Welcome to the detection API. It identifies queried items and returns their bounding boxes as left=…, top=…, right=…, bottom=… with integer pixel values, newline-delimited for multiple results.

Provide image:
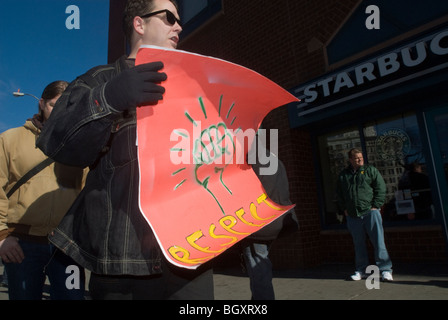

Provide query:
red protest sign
left=136, top=46, right=298, bottom=269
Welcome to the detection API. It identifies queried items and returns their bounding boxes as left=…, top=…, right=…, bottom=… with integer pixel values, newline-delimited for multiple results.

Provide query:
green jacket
left=336, top=164, right=386, bottom=218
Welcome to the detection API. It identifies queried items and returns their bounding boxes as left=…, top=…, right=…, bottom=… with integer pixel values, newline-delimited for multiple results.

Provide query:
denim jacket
left=37, top=56, right=163, bottom=275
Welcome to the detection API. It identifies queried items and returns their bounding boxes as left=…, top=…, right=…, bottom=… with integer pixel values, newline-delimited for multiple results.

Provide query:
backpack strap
left=6, top=157, right=55, bottom=198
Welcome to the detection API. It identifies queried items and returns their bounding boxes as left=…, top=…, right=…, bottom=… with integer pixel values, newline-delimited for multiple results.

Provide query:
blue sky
left=0, top=0, right=110, bottom=133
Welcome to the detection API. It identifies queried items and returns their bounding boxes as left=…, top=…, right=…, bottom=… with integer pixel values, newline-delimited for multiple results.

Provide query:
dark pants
left=89, top=259, right=214, bottom=300
left=5, top=241, right=85, bottom=300
left=241, top=242, right=275, bottom=300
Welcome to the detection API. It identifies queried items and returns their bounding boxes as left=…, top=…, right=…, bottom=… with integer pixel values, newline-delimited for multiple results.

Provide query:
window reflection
left=318, top=112, right=434, bottom=226
left=317, top=128, right=360, bottom=225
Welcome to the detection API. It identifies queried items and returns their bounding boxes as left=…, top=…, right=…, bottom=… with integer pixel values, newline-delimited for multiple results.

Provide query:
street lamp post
left=12, top=90, right=40, bottom=101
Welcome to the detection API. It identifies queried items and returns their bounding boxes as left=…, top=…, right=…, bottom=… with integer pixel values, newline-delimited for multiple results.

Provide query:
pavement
left=1, top=261, right=448, bottom=301
left=214, top=262, right=448, bottom=300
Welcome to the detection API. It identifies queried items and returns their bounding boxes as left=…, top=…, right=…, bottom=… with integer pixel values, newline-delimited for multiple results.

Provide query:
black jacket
left=248, top=153, right=298, bottom=241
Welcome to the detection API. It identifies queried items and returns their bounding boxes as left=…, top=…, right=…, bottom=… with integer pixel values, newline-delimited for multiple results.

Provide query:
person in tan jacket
left=0, top=81, right=87, bottom=300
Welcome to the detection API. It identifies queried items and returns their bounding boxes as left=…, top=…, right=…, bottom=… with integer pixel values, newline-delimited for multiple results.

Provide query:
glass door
left=424, top=105, right=448, bottom=240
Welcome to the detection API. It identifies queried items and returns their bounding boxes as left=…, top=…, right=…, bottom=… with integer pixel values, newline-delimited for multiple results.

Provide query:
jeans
left=241, top=242, right=275, bottom=300
left=346, top=209, right=393, bottom=273
left=5, top=240, right=85, bottom=300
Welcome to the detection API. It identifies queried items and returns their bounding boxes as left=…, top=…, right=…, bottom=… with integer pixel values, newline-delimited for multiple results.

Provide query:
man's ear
left=133, top=16, right=145, bottom=36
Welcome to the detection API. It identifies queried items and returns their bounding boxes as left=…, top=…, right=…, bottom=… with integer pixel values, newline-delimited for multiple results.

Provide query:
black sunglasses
left=140, top=9, right=181, bottom=27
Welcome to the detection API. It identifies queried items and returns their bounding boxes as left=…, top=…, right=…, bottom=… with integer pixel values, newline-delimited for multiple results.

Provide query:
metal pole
left=12, top=91, right=40, bottom=101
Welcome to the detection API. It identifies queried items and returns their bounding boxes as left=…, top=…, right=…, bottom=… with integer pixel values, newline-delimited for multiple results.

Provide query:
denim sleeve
left=37, top=75, right=122, bottom=168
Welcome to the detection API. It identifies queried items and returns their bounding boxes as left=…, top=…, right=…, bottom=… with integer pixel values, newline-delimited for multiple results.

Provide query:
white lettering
left=377, top=52, right=400, bottom=77
left=170, top=129, right=190, bottom=165
left=170, top=123, right=279, bottom=176
left=365, top=5, right=380, bottom=30
left=65, top=265, right=80, bottom=290
left=66, top=5, right=80, bottom=30
left=430, top=30, right=448, bottom=55
left=295, top=29, right=448, bottom=107
left=317, top=77, right=333, bottom=97
left=365, top=265, right=380, bottom=290
left=333, top=72, right=355, bottom=94
left=223, top=305, right=268, bottom=315
left=401, top=41, right=427, bottom=67
left=355, top=62, right=376, bottom=85
left=250, top=130, right=278, bottom=176
left=304, top=84, right=318, bottom=103
left=179, top=304, right=213, bottom=318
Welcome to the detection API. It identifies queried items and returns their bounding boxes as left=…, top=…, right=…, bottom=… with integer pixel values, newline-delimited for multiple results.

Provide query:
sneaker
left=381, top=271, right=393, bottom=282
left=350, top=271, right=366, bottom=281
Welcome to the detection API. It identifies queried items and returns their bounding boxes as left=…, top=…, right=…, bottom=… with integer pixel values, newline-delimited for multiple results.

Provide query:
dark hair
left=41, top=80, right=69, bottom=101
left=38, top=80, right=68, bottom=116
left=122, top=0, right=178, bottom=46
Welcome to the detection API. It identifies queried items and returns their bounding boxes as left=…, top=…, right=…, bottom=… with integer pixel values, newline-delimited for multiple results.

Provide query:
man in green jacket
left=336, top=148, right=393, bottom=281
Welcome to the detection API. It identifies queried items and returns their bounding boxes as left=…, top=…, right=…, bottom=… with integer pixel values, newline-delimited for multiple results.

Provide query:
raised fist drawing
left=193, top=122, right=235, bottom=214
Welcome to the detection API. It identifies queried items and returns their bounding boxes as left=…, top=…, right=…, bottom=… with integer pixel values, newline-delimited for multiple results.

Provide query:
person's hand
left=0, top=237, right=25, bottom=264
left=104, top=61, right=167, bottom=111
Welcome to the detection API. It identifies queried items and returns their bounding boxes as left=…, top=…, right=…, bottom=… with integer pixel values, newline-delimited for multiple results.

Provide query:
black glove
left=104, top=61, right=167, bottom=111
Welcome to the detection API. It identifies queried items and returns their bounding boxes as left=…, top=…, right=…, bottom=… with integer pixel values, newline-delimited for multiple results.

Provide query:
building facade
left=108, top=0, right=448, bottom=268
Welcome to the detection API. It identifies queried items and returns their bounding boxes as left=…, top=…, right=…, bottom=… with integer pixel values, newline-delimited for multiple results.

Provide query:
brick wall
left=269, top=225, right=448, bottom=269
left=384, top=226, right=448, bottom=262
left=177, top=0, right=448, bottom=267
left=180, top=0, right=359, bottom=88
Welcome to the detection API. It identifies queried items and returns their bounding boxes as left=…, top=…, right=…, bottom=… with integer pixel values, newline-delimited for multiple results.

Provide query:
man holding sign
left=37, top=0, right=297, bottom=300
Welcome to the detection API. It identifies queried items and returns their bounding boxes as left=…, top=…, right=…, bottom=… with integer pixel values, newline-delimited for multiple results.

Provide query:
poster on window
left=136, top=46, right=298, bottom=269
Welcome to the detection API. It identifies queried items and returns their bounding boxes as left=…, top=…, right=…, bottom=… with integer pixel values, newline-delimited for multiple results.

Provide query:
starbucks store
left=288, top=25, right=448, bottom=262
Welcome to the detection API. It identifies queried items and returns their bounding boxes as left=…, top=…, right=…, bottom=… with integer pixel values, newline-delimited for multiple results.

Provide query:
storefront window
left=317, top=127, right=361, bottom=225
left=318, top=112, right=434, bottom=226
left=364, top=113, right=433, bottom=221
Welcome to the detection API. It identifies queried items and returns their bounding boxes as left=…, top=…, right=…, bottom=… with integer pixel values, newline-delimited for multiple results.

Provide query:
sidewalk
left=214, top=262, right=448, bottom=300
left=1, top=262, right=447, bottom=300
